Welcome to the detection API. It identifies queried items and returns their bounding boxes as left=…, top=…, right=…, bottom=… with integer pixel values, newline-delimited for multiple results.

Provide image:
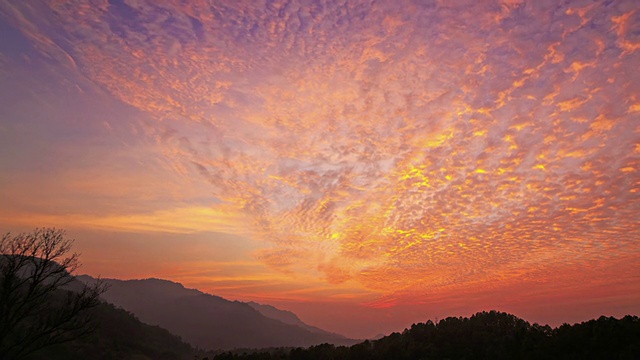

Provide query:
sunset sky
left=1, top=0, right=639, bottom=339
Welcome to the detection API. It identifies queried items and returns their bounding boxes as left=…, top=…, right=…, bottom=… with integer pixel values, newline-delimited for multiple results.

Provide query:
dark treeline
left=25, top=300, right=194, bottom=360
left=212, top=311, right=640, bottom=360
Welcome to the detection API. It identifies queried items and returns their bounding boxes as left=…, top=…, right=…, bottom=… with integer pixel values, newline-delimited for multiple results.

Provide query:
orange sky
left=1, top=0, right=639, bottom=338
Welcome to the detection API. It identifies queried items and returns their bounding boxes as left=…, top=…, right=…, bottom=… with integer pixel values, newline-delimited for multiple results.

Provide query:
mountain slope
left=78, top=276, right=356, bottom=350
left=247, top=301, right=344, bottom=337
left=26, top=296, right=194, bottom=360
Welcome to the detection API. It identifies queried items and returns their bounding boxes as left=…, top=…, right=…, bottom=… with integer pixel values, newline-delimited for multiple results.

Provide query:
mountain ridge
left=77, top=275, right=358, bottom=350
left=246, top=301, right=346, bottom=338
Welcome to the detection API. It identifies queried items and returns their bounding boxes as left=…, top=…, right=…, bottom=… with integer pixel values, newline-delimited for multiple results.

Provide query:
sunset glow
left=1, top=0, right=639, bottom=338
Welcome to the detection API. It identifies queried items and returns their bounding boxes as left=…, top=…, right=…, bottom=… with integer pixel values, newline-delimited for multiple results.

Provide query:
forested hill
left=25, top=299, right=194, bottom=360
left=213, top=311, right=640, bottom=360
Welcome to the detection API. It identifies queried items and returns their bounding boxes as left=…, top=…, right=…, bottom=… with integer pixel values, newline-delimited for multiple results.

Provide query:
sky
left=1, top=0, right=639, bottom=339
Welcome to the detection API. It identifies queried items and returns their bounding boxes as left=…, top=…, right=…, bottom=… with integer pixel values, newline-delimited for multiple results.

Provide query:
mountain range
left=77, top=275, right=357, bottom=351
left=7, top=269, right=640, bottom=359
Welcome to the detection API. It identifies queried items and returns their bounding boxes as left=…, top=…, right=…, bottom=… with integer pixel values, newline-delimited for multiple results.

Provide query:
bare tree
left=0, top=228, right=107, bottom=359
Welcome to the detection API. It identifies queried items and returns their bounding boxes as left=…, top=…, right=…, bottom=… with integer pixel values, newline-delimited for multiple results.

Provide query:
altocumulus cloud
left=0, top=0, right=639, bottom=303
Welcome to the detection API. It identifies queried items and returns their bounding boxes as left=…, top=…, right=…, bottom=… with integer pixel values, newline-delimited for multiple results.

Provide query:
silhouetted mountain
left=213, top=311, right=640, bottom=360
left=247, top=301, right=344, bottom=338
left=77, top=276, right=357, bottom=351
left=26, top=299, right=194, bottom=360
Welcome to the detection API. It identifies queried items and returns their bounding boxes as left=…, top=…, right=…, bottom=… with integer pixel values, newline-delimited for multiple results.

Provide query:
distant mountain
left=78, top=276, right=357, bottom=351
left=247, top=301, right=343, bottom=337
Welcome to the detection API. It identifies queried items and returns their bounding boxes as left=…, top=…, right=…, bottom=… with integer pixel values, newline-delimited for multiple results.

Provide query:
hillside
left=213, top=311, right=640, bottom=360
left=23, top=297, right=194, bottom=360
left=78, top=276, right=357, bottom=350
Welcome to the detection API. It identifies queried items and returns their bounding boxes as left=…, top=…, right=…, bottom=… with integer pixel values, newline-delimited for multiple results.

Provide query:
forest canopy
left=213, top=311, right=640, bottom=360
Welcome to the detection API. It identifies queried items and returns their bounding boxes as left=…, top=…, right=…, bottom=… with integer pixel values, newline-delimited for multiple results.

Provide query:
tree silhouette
left=213, top=311, right=640, bottom=360
left=0, top=228, right=107, bottom=359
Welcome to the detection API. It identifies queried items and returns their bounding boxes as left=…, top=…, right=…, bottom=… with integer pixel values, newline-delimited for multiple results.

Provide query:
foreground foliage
left=0, top=229, right=106, bottom=359
left=26, top=300, right=194, bottom=360
left=0, top=228, right=194, bottom=359
left=213, top=311, right=640, bottom=360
